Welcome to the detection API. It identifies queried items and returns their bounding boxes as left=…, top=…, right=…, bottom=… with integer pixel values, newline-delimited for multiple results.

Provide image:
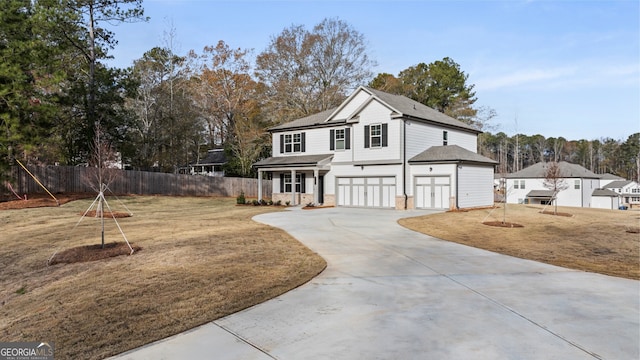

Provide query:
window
left=364, top=124, right=388, bottom=148
left=443, top=131, right=448, bottom=146
left=520, top=180, right=525, bottom=189
left=281, top=173, right=305, bottom=193
left=370, top=124, right=382, bottom=147
left=574, top=180, right=580, bottom=189
left=280, top=132, right=305, bottom=153
left=632, top=188, right=640, bottom=194
left=513, top=181, right=519, bottom=189
left=330, top=128, right=350, bottom=150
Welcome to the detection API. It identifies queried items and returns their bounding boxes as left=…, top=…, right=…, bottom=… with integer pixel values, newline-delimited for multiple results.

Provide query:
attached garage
left=337, top=177, right=396, bottom=208
left=414, top=176, right=451, bottom=209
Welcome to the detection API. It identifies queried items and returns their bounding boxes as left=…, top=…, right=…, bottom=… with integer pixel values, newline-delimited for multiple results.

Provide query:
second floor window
left=443, top=131, right=448, bottom=146
left=330, top=128, right=351, bottom=150
left=574, top=180, right=580, bottom=189
left=364, top=123, right=387, bottom=148
left=280, top=132, right=305, bottom=153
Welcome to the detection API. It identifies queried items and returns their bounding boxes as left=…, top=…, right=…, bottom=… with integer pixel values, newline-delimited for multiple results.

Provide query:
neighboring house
left=591, top=189, right=621, bottom=210
left=504, top=162, right=601, bottom=208
left=253, top=86, right=497, bottom=210
left=181, top=149, right=227, bottom=177
left=599, top=173, right=625, bottom=187
left=603, top=180, right=640, bottom=207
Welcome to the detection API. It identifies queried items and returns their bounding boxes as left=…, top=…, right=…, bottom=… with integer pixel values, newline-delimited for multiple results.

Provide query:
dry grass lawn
left=0, top=196, right=326, bottom=359
left=400, top=204, right=640, bottom=280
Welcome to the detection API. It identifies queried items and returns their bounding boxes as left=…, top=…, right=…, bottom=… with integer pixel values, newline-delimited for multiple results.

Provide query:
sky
left=104, top=0, right=640, bottom=141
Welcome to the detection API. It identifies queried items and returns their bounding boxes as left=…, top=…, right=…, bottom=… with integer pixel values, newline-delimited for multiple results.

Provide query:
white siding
left=405, top=120, right=477, bottom=159
left=458, top=165, right=495, bottom=208
left=330, top=90, right=371, bottom=120
left=591, top=196, right=620, bottom=210
left=506, top=178, right=593, bottom=207
left=352, top=101, right=401, bottom=163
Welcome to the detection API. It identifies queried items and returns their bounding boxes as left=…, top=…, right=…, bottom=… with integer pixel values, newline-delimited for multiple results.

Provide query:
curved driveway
left=113, top=207, right=639, bottom=360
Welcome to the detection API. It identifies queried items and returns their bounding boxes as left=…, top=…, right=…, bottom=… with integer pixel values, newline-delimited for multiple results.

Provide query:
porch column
left=313, top=168, right=319, bottom=205
left=291, top=169, right=296, bottom=205
left=257, top=169, right=263, bottom=201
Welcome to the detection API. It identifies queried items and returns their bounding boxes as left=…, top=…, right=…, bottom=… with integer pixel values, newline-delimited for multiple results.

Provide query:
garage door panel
left=415, top=176, right=450, bottom=209
left=337, top=177, right=395, bottom=208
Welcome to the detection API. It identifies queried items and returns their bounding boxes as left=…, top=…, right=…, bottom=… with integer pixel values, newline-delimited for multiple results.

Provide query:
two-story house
left=254, top=86, right=497, bottom=210
left=603, top=180, right=640, bottom=208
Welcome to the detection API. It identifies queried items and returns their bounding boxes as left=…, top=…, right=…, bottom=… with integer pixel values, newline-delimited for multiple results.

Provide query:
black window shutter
left=364, top=125, right=370, bottom=148
left=301, top=173, right=306, bottom=193
left=345, top=128, right=351, bottom=149
left=382, top=123, right=388, bottom=147
left=330, top=129, right=335, bottom=150
left=301, top=132, right=306, bottom=152
left=279, top=134, right=284, bottom=153
left=280, top=173, right=284, bottom=193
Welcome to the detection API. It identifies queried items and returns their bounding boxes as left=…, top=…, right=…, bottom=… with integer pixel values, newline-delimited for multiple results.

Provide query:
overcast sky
left=105, top=0, right=639, bottom=141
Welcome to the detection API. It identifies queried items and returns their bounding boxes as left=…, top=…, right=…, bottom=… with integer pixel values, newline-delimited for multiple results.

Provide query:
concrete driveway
left=112, top=207, right=639, bottom=360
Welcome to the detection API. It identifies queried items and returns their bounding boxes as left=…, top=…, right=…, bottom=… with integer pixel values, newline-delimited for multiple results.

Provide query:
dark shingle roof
left=592, top=188, right=620, bottom=197
left=599, top=173, right=624, bottom=180
left=504, top=161, right=600, bottom=179
left=603, top=180, right=633, bottom=189
left=254, top=154, right=333, bottom=168
left=194, top=149, right=227, bottom=165
left=409, top=145, right=498, bottom=165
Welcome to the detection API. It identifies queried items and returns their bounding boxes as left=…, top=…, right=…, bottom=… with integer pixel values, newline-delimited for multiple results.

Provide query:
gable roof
left=269, top=86, right=479, bottom=133
left=504, top=161, right=600, bottom=179
left=526, top=190, right=556, bottom=198
left=599, top=173, right=625, bottom=180
left=409, top=145, right=498, bottom=165
left=603, top=180, right=633, bottom=189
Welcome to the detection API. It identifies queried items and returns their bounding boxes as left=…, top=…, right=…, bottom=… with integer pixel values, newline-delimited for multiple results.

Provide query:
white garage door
left=337, top=177, right=396, bottom=208
left=415, top=176, right=451, bottom=209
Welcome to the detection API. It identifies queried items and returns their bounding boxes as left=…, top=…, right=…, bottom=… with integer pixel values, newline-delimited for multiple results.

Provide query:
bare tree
left=542, top=161, right=569, bottom=215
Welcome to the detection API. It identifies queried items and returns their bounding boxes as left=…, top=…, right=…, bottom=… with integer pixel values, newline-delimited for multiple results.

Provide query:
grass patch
left=400, top=204, right=639, bottom=280
left=0, top=196, right=326, bottom=359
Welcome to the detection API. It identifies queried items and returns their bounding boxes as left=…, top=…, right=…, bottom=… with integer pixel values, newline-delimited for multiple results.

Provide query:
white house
left=504, top=162, right=601, bottom=208
left=599, top=173, right=625, bottom=187
left=254, top=86, right=497, bottom=210
left=603, top=180, right=640, bottom=208
left=591, top=188, right=621, bottom=210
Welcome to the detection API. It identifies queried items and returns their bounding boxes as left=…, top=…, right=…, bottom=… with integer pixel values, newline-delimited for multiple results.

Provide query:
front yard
left=0, top=196, right=326, bottom=359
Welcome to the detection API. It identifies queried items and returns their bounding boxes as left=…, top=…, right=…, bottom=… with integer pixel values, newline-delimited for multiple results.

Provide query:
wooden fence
left=7, top=166, right=272, bottom=198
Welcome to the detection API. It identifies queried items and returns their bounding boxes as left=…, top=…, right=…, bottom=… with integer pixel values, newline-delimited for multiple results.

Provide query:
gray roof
left=409, top=145, right=498, bottom=165
left=269, top=108, right=340, bottom=131
left=592, top=188, right=620, bottom=197
left=254, top=154, right=333, bottom=168
left=599, top=173, right=624, bottom=180
left=526, top=190, right=556, bottom=198
left=194, top=149, right=226, bottom=165
left=504, top=161, right=600, bottom=179
left=269, top=87, right=479, bottom=133
left=603, top=180, right=633, bottom=189
left=365, top=88, right=478, bottom=132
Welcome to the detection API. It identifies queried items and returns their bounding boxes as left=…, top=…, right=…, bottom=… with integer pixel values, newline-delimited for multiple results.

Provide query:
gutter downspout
left=403, top=120, right=408, bottom=210
left=455, top=163, right=460, bottom=210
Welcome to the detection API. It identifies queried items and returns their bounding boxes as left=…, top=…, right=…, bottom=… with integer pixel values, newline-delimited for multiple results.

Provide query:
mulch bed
left=540, top=210, right=573, bottom=217
left=49, top=242, right=142, bottom=265
left=483, top=221, right=524, bottom=228
left=0, top=193, right=93, bottom=210
left=82, top=210, right=132, bottom=218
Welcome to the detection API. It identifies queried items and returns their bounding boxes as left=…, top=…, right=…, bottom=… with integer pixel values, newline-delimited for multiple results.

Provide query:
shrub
left=236, top=192, right=246, bottom=205
left=251, top=199, right=259, bottom=206
left=267, top=200, right=274, bottom=206
left=285, top=201, right=290, bottom=206
left=275, top=200, right=282, bottom=206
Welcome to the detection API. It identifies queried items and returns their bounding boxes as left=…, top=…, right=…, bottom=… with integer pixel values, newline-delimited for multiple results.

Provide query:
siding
left=458, top=165, right=494, bottom=208
left=352, top=101, right=401, bottom=163
left=331, top=90, right=371, bottom=119
left=405, top=120, right=477, bottom=159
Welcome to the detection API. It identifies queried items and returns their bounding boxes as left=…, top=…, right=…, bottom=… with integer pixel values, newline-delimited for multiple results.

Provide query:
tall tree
left=256, top=18, right=375, bottom=123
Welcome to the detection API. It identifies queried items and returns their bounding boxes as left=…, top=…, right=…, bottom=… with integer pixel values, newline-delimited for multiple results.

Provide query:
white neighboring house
left=591, top=189, right=621, bottom=210
left=504, top=162, right=601, bottom=208
left=254, top=86, right=497, bottom=210
left=603, top=180, right=640, bottom=208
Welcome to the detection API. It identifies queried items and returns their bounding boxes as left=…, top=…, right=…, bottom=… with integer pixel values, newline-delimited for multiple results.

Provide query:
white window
left=520, top=180, right=525, bottom=189
left=632, top=188, right=640, bottom=194
left=283, top=132, right=303, bottom=153
left=443, top=130, right=448, bottom=146
left=370, top=124, right=382, bottom=148
left=335, top=129, right=345, bottom=150
left=574, top=180, right=580, bottom=189
left=513, top=181, right=519, bottom=189
left=283, top=174, right=303, bottom=193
